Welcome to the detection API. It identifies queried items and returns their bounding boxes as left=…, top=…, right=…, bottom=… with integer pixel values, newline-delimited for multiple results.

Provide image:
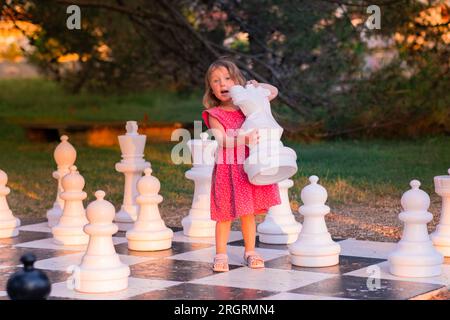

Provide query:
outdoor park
left=0, top=0, right=449, bottom=303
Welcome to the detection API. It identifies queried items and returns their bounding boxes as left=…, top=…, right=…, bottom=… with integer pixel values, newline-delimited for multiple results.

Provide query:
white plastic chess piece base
left=182, top=214, right=216, bottom=238
left=46, top=205, right=62, bottom=228
left=431, top=229, right=450, bottom=256
left=52, top=226, right=89, bottom=246
left=127, top=229, right=173, bottom=251
left=77, top=264, right=130, bottom=293
left=258, top=179, right=301, bottom=244
left=0, top=215, right=20, bottom=238
left=114, top=205, right=138, bottom=231
left=289, top=237, right=341, bottom=267
left=389, top=242, right=443, bottom=277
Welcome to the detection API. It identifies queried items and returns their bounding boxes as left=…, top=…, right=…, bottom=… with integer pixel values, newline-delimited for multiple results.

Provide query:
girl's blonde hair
left=202, top=58, right=246, bottom=109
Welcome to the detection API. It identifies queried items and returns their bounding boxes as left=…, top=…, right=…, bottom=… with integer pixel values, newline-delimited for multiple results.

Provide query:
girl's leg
left=240, top=214, right=256, bottom=252
left=215, top=220, right=232, bottom=254
left=213, top=219, right=232, bottom=272
left=240, top=214, right=264, bottom=268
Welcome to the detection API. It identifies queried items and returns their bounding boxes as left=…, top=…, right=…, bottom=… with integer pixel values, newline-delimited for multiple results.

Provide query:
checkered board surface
left=1, top=219, right=449, bottom=300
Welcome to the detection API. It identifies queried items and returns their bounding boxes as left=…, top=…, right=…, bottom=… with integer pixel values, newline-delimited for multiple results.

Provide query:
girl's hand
left=244, top=128, right=260, bottom=146
left=246, top=80, right=259, bottom=87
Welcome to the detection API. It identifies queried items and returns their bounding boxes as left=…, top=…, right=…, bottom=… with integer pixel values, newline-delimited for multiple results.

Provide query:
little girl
left=201, top=58, right=281, bottom=272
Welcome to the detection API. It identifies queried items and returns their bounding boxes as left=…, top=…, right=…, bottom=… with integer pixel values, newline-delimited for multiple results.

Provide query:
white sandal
left=213, top=253, right=229, bottom=272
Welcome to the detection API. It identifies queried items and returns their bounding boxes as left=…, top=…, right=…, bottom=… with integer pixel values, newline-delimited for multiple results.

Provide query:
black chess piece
left=6, top=253, right=51, bottom=300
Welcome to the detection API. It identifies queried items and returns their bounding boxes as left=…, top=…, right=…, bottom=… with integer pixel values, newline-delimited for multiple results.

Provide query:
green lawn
left=0, top=78, right=449, bottom=224
left=0, top=78, right=203, bottom=124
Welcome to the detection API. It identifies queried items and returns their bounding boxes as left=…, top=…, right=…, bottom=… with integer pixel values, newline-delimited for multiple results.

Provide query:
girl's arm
left=247, top=80, right=278, bottom=101
left=208, top=115, right=258, bottom=148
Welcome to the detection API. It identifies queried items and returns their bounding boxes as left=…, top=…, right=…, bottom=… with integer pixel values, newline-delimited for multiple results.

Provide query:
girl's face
left=209, top=66, right=236, bottom=103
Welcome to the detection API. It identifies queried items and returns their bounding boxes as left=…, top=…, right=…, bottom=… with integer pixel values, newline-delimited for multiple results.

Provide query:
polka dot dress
left=202, top=106, right=281, bottom=222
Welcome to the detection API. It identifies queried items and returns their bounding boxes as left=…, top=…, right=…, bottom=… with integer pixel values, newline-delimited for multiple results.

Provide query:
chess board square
left=18, top=222, right=52, bottom=234
left=172, top=230, right=243, bottom=245
left=0, top=231, right=53, bottom=246
left=15, top=237, right=127, bottom=251
left=261, top=292, right=353, bottom=300
left=229, top=236, right=288, bottom=251
left=265, top=254, right=386, bottom=274
left=49, top=277, right=181, bottom=300
left=129, top=282, right=277, bottom=300
left=339, top=239, right=397, bottom=259
left=289, top=275, right=445, bottom=300
left=34, top=252, right=154, bottom=271
left=190, top=267, right=336, bottom=292
left=115, top=241, right=213, bottom=259
left=130, top=259, right=242, bottom=282
left=345, top=261, right=450, bottom=286
left=0, top=266, right=69, bottom=292
left=0, top=246, right=75, bottom=268
left=168, top=245, right=287, bottom=266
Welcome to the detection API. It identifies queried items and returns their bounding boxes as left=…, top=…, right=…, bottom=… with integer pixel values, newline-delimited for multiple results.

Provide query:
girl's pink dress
left=202, top=106, right=281, bottom=222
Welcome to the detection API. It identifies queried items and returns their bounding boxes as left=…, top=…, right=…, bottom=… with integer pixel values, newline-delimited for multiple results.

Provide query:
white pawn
left=289, top=176, right=340, bottom=267
left=52, top=166, right=89, bottom=246
left=76, top=191, right=130, bottom=293
left=47, top=135, right=77, bottom=228
left=258, top=179, right=302, bottom=244
left=127, top=168, right=173, bottom=251
left=389, top=180, right=443, bottom=277
left=431, top=169, right=450, bottom=256
left=0, top=169, right=21, bottom=238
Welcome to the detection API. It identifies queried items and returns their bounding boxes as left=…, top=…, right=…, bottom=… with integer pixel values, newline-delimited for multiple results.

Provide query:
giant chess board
left=0, top=219, right=449, bottom=300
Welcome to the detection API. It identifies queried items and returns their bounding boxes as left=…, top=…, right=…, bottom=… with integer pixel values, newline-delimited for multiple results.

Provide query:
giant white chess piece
left=46, top=135, right=77, bottom=227
left=114, top=121, right=151, bottom=231
left=52, top=166, right=89, bottom=246
left=388, top=180, right=443, bottom=277
left=257, top=179, right=302, bottom=244
left=229, top=84, right=298, bottom=185
left=289, top=176, right=340, bottom=267
left=0, top=169, right=21, bottom=238
left=181, top=132, right=217, bottom=237
left=431, top=169, right=450, bottom=256
left=127, top=168, right=173, bottom=251
left=76, top=190, right=130, bottom=293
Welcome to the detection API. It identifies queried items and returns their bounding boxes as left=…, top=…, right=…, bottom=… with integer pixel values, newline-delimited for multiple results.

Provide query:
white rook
left=114, top=121, right=151, bottom=231
left=76, top=190, right=130, bottom=293
left=389, top=180, right=443, bottom=277
left=431, top=169, right=450, bottom=256
left=127, top=168, right=173, bottom=251
left=0, top=169, right=21, bottom=238
left=258, top=179, right=301, bottom=244
left=52, top=166, right=89, bottom=246
left=47, top=135, right=77, bottom=227
left=289, top=176, right=340, bottom=267
left=181, top=132, right=217, bottom=237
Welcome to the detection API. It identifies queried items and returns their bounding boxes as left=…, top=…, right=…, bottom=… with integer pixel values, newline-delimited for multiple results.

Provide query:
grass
left=0, top=78, right=449, bottom=240
left=0, top=78, right=203, bottom=124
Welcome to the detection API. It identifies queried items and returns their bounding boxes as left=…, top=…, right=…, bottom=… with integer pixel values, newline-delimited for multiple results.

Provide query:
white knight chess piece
left=229, top=84, right=298, bottom=185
